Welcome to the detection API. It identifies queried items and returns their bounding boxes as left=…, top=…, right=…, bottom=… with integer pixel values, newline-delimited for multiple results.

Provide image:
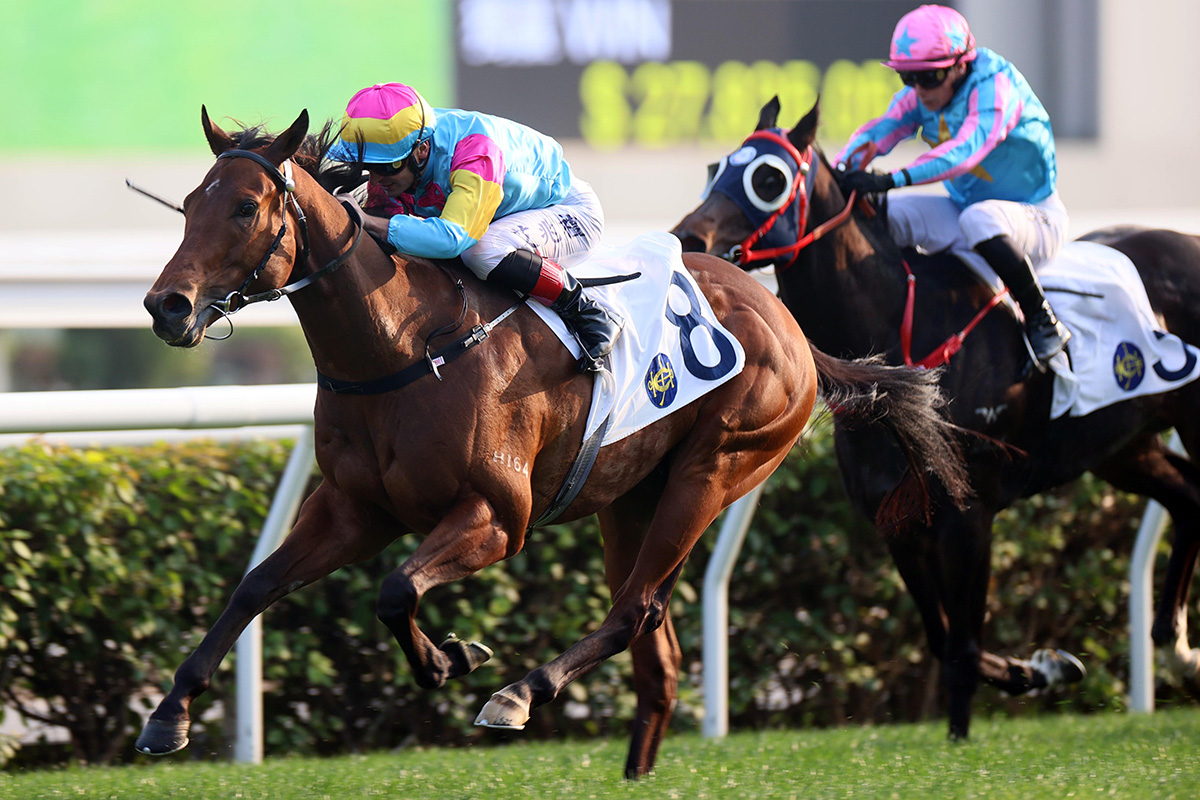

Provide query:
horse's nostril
left=676, top=234, right=707, bottom=253
left=152, top=292, right=193, bottom=321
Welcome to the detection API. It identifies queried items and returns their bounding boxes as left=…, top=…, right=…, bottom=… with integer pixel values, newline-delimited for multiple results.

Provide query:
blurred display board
left=454, top=0, right=914, bottom=147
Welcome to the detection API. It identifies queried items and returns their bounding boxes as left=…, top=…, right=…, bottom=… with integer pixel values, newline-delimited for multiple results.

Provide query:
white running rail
left=0, top=384, right=317, bottom=763
left=0, top=387, right=1178, bottom=755
left=700, top=431, right=1182, bottom=737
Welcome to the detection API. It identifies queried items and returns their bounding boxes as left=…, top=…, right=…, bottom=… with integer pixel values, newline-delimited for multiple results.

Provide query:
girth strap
left=530, top=367, right=615, bottom=528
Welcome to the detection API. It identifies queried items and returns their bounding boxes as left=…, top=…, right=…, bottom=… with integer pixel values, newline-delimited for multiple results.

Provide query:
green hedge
left=1, top=430, right=1195, bottom=767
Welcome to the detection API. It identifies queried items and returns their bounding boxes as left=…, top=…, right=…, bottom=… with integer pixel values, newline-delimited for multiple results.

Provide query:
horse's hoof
left=475, top=690, right=530, bottom=730
left=1166, top=640, right=1200, bottom=680
left=441, top=633, right=493, bottom=675
left=135, top=717, right=191, bottom=756
left=1031, top=648, right=1086, bottom=687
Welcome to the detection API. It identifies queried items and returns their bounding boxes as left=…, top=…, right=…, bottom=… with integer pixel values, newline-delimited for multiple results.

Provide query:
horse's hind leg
left=889, top=508, right=1075, bottom=707
left=596, top=473, right=681, bottom=779
left=375, top=493, right=518, bottom=690
left=1095, top=431, right=1200, bottom=677
left=136, top=483, right=393, bottom=756
left=474, top=469, right=739, bottom=740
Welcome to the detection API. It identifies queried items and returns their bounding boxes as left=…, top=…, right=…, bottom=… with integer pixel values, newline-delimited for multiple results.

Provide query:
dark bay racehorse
left=136, top=108, right=967, bottom=777
left=673, top=97, right=1200, bottom=739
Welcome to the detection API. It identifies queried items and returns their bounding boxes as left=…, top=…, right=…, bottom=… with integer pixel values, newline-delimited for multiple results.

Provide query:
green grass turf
left=4, top=709, right=1198, bottom=799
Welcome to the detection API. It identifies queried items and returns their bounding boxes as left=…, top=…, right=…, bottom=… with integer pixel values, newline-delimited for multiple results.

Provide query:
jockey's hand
left=841, top=170, right=896, bottom=196
left=334, top=194, right=365, bottom=226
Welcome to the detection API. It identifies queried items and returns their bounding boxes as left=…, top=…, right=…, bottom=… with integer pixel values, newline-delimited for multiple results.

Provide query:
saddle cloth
left=526, top=232, right=747, bottom=445
left=953, top=241, right=1200, bottom=419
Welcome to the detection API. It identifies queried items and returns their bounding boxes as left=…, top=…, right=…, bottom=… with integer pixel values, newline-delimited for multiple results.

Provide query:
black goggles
left=898, top=67, right=950, bottom=89
left=362, top=159, right=406, bottom=177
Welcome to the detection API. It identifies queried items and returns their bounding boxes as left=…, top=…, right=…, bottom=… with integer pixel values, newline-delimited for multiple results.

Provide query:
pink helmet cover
left=884, top=4, right=977, bottom=70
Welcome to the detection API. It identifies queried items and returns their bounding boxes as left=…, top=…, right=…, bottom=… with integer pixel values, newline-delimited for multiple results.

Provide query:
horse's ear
left=755, top=96, right=781, bottom=131
left=265, top=109, right=310, bottom=164
left=787, top=98, right=820, bottom=150
left=201, top=105, right=235, bottom=156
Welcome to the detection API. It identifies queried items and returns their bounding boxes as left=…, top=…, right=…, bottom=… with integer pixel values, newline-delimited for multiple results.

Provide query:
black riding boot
left=974, top=235, right=1070, bottom=368
left=490, top=249, right=622, bottom=372
left=549, top=271, right=623, bottom=371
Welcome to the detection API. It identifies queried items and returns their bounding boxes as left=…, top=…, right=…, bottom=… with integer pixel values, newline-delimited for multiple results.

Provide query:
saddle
left=915, top=242, right=1200, bottom=419
left=526, top=232, right=747, bottom=445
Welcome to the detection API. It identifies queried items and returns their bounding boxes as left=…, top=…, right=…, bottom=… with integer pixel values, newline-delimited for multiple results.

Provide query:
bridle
left=208, top=149, right=519, bottom=394
left=208, top=150, right=363, bottom=321
left=723, top=130, right=857, bottom=272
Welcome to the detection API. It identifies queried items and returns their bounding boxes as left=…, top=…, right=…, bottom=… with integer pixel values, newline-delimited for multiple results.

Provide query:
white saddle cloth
left=527, top=232, right=746, bottom=445
left=954, top=241, right=1200, bottom=419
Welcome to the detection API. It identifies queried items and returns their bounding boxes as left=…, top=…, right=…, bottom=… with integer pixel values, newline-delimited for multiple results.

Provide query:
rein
left=743, top=139, right=995, bottom=368
left=207, top=148, right=524, bottom=394
left=900, top=259, right=1008, bottom=369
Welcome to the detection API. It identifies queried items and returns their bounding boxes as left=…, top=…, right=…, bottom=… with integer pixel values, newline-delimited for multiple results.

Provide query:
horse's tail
left=809, top=345, right=971, bottom=533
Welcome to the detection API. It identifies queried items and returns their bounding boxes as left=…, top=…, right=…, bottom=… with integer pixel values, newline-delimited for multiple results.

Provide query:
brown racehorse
left=136, top=107, right=967, bottom=778
left=673, top=97, right=1200, bottom=740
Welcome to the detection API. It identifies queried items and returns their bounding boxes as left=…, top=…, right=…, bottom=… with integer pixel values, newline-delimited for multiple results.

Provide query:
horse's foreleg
left=889, top=525, right=1081, bottom=696
left=1155, top=531, right=1200, bottom=677
left=376, top=492, right=517, bottom=690
left=934, top=504, right=994, bottom=740
left=886, top=528, right=948, bottom=662
left=136, top=484, right=391, bottom=756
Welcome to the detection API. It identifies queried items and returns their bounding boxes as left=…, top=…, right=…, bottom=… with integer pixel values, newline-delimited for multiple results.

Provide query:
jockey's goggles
left=898, top=67, right=951, bottom=89
left=362, top=160, right=407, bottom=177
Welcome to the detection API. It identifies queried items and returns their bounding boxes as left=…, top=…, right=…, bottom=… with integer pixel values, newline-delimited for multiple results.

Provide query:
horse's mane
left=222, top=118, right=366, bottom=197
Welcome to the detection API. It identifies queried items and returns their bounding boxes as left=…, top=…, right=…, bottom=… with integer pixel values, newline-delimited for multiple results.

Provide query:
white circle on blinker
left=742, top=153, right=794, bottom=213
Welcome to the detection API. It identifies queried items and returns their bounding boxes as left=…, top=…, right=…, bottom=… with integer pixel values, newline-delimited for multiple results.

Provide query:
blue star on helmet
left=944, top=23, right=967, bottom=53
left=893, top=26, right=918, bottom=57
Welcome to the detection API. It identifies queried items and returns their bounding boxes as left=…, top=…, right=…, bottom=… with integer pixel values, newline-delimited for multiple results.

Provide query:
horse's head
left=144, top=107, right=311, bottom=347
left=672, top=97, right=844, bottom=272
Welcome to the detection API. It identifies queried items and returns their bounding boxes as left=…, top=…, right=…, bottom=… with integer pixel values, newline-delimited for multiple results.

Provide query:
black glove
left=841, top=170, right=896, bottom=195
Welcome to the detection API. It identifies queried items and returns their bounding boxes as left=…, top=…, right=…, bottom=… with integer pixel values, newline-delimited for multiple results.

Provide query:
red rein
left=740, top=134, right=1001, bottom=370
left=900, top=259, right=1008, bottom=369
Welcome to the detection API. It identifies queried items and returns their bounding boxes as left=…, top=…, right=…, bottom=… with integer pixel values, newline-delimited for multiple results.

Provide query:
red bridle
left=728, top=135, right=1003, bottom=370
left=732, top=130, right=858, bottom=273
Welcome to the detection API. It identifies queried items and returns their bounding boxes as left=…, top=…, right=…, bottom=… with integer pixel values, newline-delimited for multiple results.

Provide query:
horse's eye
left=752, top=165, right=786, bottom=202
left=237, top=200, right=258, bottom=218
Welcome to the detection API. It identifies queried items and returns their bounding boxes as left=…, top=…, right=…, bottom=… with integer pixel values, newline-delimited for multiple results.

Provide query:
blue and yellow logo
left=1113, top=341, right=1145, bottom=391
left=645, top=353, right=678, bottom=408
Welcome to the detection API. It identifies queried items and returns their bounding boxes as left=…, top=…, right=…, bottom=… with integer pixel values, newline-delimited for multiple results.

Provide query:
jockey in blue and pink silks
left=327, top=82, right=621, bottom=372
left=836, top=4, right=1071, bottom=368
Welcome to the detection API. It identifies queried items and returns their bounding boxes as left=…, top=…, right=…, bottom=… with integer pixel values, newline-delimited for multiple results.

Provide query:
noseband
left=209, top=150, right=362, bottom=318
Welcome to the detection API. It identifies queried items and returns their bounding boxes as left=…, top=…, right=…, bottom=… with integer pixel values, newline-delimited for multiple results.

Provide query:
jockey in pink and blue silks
left=327, top=83, right=620, bottom=371
left=835, top=4, right=1070, bottom=368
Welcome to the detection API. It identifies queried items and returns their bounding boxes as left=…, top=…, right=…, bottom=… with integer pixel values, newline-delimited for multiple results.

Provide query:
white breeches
left=887, top=191, right=1069, bottom=268
left=460, top=178, right=606, bottom=278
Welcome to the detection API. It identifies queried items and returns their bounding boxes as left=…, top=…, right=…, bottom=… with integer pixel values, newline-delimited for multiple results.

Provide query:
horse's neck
left=285, top=180, right=444, bottom=381
left=782, top=199, right=908, bottom=358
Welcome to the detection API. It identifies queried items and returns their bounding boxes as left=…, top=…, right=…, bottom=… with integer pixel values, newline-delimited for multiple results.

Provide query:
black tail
left=809, top=346, right=971, bottom=533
